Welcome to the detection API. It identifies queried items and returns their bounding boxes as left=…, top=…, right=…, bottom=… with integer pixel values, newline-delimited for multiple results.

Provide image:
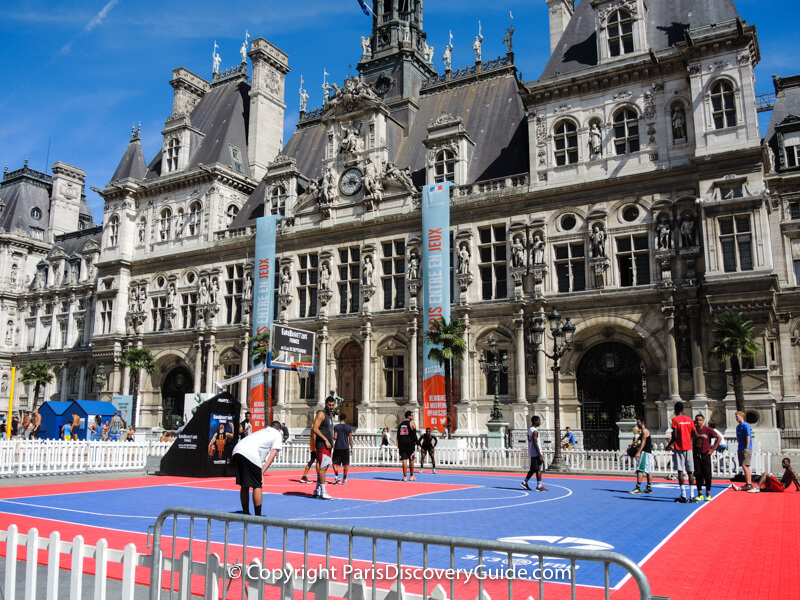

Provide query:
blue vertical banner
left=251, top=215, right=280, bottom=431
left=422, top=182, right=453, bottom=433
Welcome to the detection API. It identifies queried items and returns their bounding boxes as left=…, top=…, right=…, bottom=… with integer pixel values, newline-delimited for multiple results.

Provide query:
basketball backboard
left=267, top=324, right=316, bottom=372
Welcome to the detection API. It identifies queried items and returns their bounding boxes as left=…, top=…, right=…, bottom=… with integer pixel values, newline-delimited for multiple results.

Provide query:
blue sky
left=1, top=0, right=797, bottom=223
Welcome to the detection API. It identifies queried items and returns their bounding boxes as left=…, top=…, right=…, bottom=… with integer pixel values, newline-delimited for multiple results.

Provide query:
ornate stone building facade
left=7, top=0, right=799, bottom=451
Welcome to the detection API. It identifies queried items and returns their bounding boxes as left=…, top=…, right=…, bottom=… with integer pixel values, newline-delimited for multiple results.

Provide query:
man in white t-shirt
left=231, top=420, right=283, bottom=515
left=521, top=415, right=547, bottom=492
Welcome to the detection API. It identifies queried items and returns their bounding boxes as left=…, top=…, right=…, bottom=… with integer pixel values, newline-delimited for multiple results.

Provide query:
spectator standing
left=630, top=417, right=653, bottom=494
left=418, top=428, right=438, bottom=473
left=30, top=409, right=42, bottom=439
left=20, top=411, right=31, bottom=439
left=125, top=425, right=135, bottom=441
left=381, top=427, right=393, bottom=461
left=11, top=413, right=19, bottom=438
left=332, top=413, right=353, bottom=484
left=669, top=402, right=697, bottom=503
left=281, top=422, right=290, bottom=443
left=521, top=415, right=547, bottom=491
left=240, top=412, right=252, bottom=438
left=735, top=411, right=754, bottom=491
left=71, top=411, right=81, bottom=441
left=397, top=411, right=418, bottom=481
left=693, top=414, right=720, bottom=500
left=88, top=415, right=102, bottom=441
left=61, top=421, right=72, bottom=440
left=109, top=411, right=123, bottom=441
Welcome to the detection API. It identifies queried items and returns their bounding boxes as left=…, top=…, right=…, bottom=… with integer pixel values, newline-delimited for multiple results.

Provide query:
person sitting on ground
left=160, top=430, right=174, bottom=443
left=561, top=427, right=576, bottom=450
left=735, top=457, right=800, bottom=493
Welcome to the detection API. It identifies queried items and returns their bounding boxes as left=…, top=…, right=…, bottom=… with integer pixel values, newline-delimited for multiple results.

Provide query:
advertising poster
left=207, top=413, right=235, bottom=465
left=422, top=182, right=453, bottom=433
left=112, top=395, right=133, bottom=428
left=250, top=215, right=280, bottom=431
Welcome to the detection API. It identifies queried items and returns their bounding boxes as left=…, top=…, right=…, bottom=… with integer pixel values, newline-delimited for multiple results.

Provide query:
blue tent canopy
left=66, top=400, right=119, bottom=441
left=38, top=401, right=74, bottom=440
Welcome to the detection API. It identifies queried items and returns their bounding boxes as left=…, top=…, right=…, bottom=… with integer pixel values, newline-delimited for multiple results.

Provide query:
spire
left=111, top=125, right=147, bottom=182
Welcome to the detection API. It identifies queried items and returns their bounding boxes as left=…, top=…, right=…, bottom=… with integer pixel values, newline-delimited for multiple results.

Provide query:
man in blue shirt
left=561, top=427, right=576, bottom=450
left=735, top=411, right=753, bottom=491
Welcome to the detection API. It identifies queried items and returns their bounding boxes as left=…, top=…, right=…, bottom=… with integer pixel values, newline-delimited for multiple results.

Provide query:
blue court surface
left=0, top=470, right=726, bottom=589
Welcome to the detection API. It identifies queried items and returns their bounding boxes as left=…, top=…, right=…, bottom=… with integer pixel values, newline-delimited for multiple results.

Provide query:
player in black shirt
left=418, top=428, right=438, bottom=474
left=396, top=410, right=418, bottom=481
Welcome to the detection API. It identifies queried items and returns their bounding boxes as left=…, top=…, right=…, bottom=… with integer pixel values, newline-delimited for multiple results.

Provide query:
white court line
left=406, top=488, right=529, bottom=501
left=612, top=487, right=724, bottom=591
left=0, top=499, right=156, bottom=519
left=298, top=484, right=573, bottom=521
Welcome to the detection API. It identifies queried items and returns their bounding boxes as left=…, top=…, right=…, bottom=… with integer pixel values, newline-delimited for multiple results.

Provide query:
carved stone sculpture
left=339, top=120, right=362, bottom=154
left=361, top=36, right=371, bottom=59
left=589, top=123, right=602, bottom=155
left=199, top=279, right=209, bottom=305
left=407, top=254, right=420, bottom=280
left=671, top=106, right=686, bottom=140
left=503, top=14, right=514, bottom=52
left=321, top=167, right=337, bottom=206
left=590, top=226, right=606, bottom=258
left=137, top=288, right=148, bottom=312
left=532, top=235, right=545, bottom=264
left=362, top=255, right=374, bottom=285
left=243, top=273, right=253, bottom=300
left=680, top=218, right=696, bottom=247
left=442, top=32, right=454, bottom=71
left=319, top=262, right=331, bottom=291
left=280, top=269, right=292, bottom=296
left=457, top=244, right=471, bottom=274
left=363, top=158, right=383, bottom=206
left=656, top=218, right=672, bottom=250
left=511, top=236, right=525, bottom=268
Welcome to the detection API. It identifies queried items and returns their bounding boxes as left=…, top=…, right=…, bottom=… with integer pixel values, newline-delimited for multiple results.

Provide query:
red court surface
left=0, top=469, right=797, bottom=600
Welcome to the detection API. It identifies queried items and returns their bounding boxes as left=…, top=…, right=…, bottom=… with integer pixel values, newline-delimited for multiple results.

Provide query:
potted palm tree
left=709, top=312, right=762, bottom=413
left=424, top=317, right=467, bottom=437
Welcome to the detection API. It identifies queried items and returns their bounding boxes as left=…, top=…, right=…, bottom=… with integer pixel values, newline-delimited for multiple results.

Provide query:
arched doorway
left=162, top=367, right=193, bottom=429
left=337, top=341, right=362, bottom=428
left=577, top=342, right=645, bottom=450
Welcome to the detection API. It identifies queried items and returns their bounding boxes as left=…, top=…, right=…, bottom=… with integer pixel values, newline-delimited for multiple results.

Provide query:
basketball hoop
left=292, top=362, right=314, bottom=379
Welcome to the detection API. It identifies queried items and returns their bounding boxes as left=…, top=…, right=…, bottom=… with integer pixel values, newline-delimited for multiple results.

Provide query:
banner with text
left=250, top=215, right=279, bottom=431
left=422, top=182, right=453, bottom=433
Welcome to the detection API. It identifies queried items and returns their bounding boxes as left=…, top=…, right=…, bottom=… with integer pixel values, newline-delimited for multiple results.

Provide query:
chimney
left=546, top=0, right=575, bottom=55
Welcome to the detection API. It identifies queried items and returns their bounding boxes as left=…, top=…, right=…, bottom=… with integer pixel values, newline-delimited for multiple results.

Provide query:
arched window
left=108, top=215, right=120, bottom=247
left=613, top=108, right=640, bottom=155
left=188, top=201, right=202, bottom=235
left=226, top=204, right=239, bottom=227
left=270, top=186, right=287, bottom=217
left=86, top=366, right=96, bottom=396
left=554, top=120, right=579, bottom=166
left=434, top=149, right=455, bottom=183
left=608, top=10, right=634, bottom=57
left=166, top=138, right=180, bottom=172
left=70, top=368, right=80, bottom=394
left=710, top=80, right=736, bottom=129
left=159, top=208, right=172, bottom=241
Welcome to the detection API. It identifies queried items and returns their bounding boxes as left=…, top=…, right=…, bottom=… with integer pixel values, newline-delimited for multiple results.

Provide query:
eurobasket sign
left=422, top=182, right=453, bottom=434
left=250, top=215, right=280, bottom=431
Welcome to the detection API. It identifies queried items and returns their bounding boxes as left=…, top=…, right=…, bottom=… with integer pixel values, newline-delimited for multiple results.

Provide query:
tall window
left=710, top=81, right=736, bottom=130
left=101, top=300, right=114, bottom=334
left=554, top=120, right=579, bottom=166
left=159, top=208, right=172, bottom=241
left=382, top=240, right=405, bottom=310
left=226, top=204, right=239, bottom=227
left=607, top=10, right=634, bottom=56
left=108, top=215, right=120, bottom=247
left=59, top=322, right=67, bottom=347
left=166, top=138, right=180, bottom=171
left=786, top=142, right=800, bottom=168
left=616, top=234, right=650, bottom=286
left=298, top=255, right=319, bottom=318
left=151, top=296, right=169, bottom=331
left=484, top=347, right=509, bottom=395
left=384, top=354, right=405, bottom=398
left=478, top=225, right=507, bottom=300
left=555, top=243, right=586, bottom=292
left=225, top=265, right=245, bottom=324
left=188, top=201, right=202, bottom=235
left=719, top=216, right=753, bottom=272
left=181, top=292, right=198, bottom=328
left=434, top=149, right=455, bottom=183
left=231, top=147, right=244, bottom=174
left=299, top=371, right=316, bottom=400
left=70, top=368, right=80, bottom=394
left=614, top=109, right=640, bottom=155
left=338, top=247, right=361, bottom=314
left=270, top=186, right=287, bottom=217
left=76, top=319, right=85, bottom=347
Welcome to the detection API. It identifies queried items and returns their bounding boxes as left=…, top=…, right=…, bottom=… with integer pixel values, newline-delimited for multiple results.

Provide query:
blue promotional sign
left=422, top=182, right=453, bottom=433
left=250, top=215, right=280, bottom=430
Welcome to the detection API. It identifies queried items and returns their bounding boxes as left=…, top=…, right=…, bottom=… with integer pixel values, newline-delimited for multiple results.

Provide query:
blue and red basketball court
left=0, top=468, right=797, bottom=599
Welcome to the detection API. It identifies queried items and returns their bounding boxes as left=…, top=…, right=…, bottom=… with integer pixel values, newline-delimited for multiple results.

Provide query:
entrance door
left=162, top=367, right=193, bottom=429
left=337, top=341, right=363, bottom=428
left=577, top=342, right=645, bottom=450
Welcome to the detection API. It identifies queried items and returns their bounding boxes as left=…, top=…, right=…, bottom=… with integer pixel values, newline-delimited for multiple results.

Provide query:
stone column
left=779, top=316, right=799, bottom=401
left=122, top=344, right=131, bottom=396
left=318, top=326, right=329, bottom=406
left=205, top=335, right=216, bottom=394
left=240, top=336, right=249, bottom=408
left=689, top=304, right=708, bottom=404
left=662, top=302, right=681, bottom=403
left=536, top=347, right=547, bottom=402
left=361, top=321, right=372, bottom=407
left=194, top=337, right=204, bottom=393
left=78, top=362, right=86, bottom=399
left=407, top=319, right=418, bottom=406
left=60, top=364, right=68, bottom=402
left=461, top=313, right=471, bottom=405
left=515, top=312, right=526, bottom=402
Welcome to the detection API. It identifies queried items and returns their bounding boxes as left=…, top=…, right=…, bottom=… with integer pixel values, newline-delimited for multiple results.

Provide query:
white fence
left=0, top=440, right=172, bottom=477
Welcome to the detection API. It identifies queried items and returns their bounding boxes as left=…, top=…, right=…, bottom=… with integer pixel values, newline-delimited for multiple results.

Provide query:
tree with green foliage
left=424, top=317, right=467, bottom=437
left=249, top=330, right=271, bottom=420
left=21, top=361, right=54, bottom=410
left=709, top=312, right=762, bottom=413
left=119, top=347, right=158, bottom=427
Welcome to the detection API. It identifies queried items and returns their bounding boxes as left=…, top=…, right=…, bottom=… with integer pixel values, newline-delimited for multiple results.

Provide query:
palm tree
left=21, top=361, right=53, bottom=410
left=424, top=317, right=467, bottom=437
left=249, top=330, right=270, bottom=419
left=709, top=312, right=762, bottom=413
left=119, top=347, right=158, bottom=427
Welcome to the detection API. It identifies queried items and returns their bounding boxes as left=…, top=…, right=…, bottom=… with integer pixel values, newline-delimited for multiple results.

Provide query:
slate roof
left=231, top=69, right=527, bottom=229
left=111, top=136, right=148, bottom=182
left=541, top=0, right=741, bottom=79
left=143, top=78, right=251, bottom=180
left=0, top=167, right=52, bottom=237
left=766, top=75, right=800, bottom=143
left=52, top=227, right=102, bottom=257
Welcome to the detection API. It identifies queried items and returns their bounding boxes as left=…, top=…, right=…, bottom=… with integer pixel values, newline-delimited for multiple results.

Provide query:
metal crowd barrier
left=148, top=507, right=656, bottom=600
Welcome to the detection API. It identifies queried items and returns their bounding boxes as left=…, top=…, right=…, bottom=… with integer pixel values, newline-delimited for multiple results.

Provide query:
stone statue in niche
left=407, top=254, right=420, bottom=280
left=363, top=158, right=383, bottom=203
left=361, top=36, right=371, bottom=59
left=589, top=123, right=602, bottom=155
left=137, top=288, right=148, bottom=312
left=532, top=235, right=545, bottom=264
left=210, top=279, right=219, bottom=305
left=656, top=217, right=672, bottom=250
left=671, top=106, right=686, bottom=140
left=199, top=279, right=209, bottom=305
left=511, top=236, right=525, bottom=268
left=243, top=273, right=253, bottom=300
left=167, top=283, right=176, bottom=307
left=590, top=226, right=606, bottom=258
left=319, top=262, right=331, bottom=291
left=321, top=167, right=337, bottom=205
left=138, top=222, right=146, bottom=243
left=280, top=269, right=292, bottom=296
left=680, top=217, right=696, bottom=247
left=339, top=121, right=362, bottom=154
left=457, top=244, right=471, bottom=274
left=129, top=290, right=137, bottom=312
left=362, top=255, right=374, bottom=285
left=10, top=264, right=17, bottom=286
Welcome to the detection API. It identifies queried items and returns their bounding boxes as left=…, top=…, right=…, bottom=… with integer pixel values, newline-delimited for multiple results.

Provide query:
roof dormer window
left=608, top=10, right=634, bottom=57
left=166, top=138, right=180, bottom=172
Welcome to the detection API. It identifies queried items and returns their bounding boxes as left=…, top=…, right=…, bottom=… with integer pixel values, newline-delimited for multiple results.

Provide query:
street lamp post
left=529, top=308, right=576, bottom=471
left=478, top=337, right=509, bottom=422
